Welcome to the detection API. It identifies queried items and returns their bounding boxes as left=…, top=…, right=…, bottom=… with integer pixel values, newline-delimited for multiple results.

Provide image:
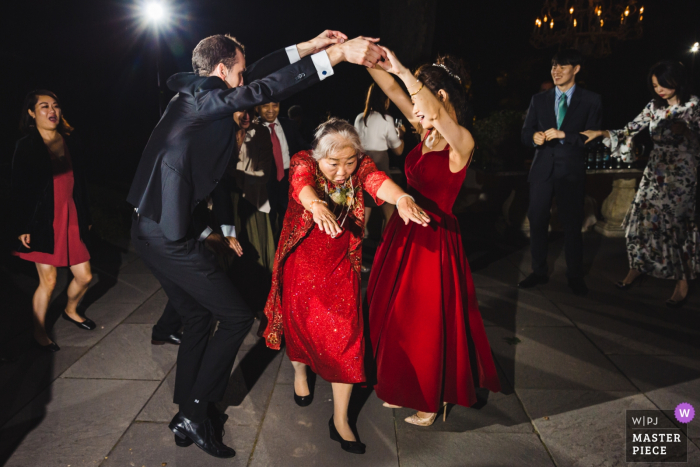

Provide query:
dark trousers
left=153, top=301, right=182, bottom=338
left=527, top=159, right=585, bottom=279
left=131, top=214, right=255, bottom=409
left=267, top=169, right=289, bottom=239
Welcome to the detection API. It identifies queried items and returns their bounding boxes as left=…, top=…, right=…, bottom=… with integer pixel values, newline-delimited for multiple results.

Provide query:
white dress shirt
left=354, top=112, right=402, bottom=151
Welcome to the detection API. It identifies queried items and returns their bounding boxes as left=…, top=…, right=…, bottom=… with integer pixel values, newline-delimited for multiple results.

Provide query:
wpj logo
left=625, top=405, right=692, bottom=463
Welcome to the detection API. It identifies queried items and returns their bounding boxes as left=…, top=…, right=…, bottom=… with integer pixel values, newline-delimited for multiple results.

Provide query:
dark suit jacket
left=127, top=48, right=321, bottom=240
left=278, top=116, right=310, bottom=156
left=522, top=87, right=602, bottom=182
left=10, top=130, right=92, bottom=254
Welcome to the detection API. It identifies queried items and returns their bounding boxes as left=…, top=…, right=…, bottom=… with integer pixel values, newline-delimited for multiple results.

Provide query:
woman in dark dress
left=10, top=90, right=96, bottom=352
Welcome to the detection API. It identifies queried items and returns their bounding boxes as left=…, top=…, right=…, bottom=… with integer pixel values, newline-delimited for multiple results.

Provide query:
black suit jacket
left=10, top=130, right=92, bottom=254
left=278, top=116, right=310, bottom=156
left=127, top=48, right=321, bottom=240
left=522, top=87, right=602, bottom=182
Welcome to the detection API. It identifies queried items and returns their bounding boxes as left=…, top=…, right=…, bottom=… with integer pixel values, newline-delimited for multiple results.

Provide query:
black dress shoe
left=62, top=311, right=96, bottom=331
left=151, top=331, right=183, bottom=346
left=518, top=273, right=549, bottom=289
left=568, top=277, right=589, bottom=296
left=329, top=416, right=365, bottom=454
left=169, top=412, right=235, bottom=458
left=294, top=389, right=313, bottom=407
left=175, top=411, right=229, bottom=447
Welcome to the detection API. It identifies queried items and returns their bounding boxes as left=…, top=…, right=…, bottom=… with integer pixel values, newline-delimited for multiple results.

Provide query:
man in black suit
left=519, top=49, right=602, bottom=296
left=127, top=31, right=386, bottom=458
left=256, top=101, right=310, bottom=237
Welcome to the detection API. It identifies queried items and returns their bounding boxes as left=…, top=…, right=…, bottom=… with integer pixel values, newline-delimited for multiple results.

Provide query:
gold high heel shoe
left=382, top=402, right=402, bottom=408
left=404, top=403, right=448, bottom=426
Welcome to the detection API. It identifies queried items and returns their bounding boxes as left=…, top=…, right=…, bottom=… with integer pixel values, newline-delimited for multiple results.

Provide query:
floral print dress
left=605, top=96, right=700, bottom=280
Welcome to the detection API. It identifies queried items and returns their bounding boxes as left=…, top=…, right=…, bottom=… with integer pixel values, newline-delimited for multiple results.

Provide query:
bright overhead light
left=144, top=2, right=165, bottom=22
left=692, top=42, right=700, bottom=53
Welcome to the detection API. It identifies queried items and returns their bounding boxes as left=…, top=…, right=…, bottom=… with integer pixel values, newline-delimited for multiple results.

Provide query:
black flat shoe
left=151, top=331, right=183, bottom=346
left=518, top=273, right=549, bottom=289
left=35, top=340, right=60, bottom=352
left=666, top=296, right=688, bottom=309
left=615, top=273, right=646, bottom=290
left=169, top=412, right=235, bottom=458
left=62, top=311, right=96, bottom=331
left=329, top=416, right=365, bottom=454
left=294, top=390, right=313, bottom=407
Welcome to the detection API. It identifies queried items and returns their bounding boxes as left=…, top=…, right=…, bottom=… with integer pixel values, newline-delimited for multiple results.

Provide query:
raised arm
left=367, top=66, right=420, bottom=132
left=581, top=101, right=654, bottom=161
left=377, top=47, right=475, bottom=171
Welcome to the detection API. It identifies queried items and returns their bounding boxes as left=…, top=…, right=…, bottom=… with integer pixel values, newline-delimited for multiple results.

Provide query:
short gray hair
left=311, top=117, right=363, bottom=161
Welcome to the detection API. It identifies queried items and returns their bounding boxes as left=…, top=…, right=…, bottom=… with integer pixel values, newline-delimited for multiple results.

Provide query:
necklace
left=322, top=177, right=355, bottom=229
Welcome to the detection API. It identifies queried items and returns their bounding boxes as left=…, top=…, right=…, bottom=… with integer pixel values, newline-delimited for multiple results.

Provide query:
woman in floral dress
left=583, top=61, right=700, bottom=307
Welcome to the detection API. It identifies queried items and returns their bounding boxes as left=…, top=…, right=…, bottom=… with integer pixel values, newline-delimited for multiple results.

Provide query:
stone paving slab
left=486, top=326, right=637, bottom=391
left=103, top=420, right=258, bottom=467
left=251, top=384, right=397, bottom=466
left=91, top=273, right=156, bottom=305
left=62, top=324, right=178, bottom=380
left=396, top=431, right=554, bottom=467
left=2, top=378, right=159, bottom=467
left=470, top=259, right=526, bottom=288
left=478, top=286, right=574, bottom=328
left=610, top=355, right=700, bottom=439
left=123, top=288, right=169, bottom=325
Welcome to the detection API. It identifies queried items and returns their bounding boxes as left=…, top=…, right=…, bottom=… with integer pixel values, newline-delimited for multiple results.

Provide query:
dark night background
left=0, top=0, right=698, bottom=210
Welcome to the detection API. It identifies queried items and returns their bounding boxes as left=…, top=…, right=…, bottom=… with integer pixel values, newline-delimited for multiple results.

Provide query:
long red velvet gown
left=367, top=134, right=501, bottom=413
left=263, top=151, right=389, bottom=383
left=13, top=144, right=90, bottom=267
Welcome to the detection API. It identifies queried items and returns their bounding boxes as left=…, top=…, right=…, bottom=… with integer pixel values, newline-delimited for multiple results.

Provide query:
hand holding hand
left=533, top=132, right=546, bottom=146
left=311, top=203, right=343, bottom=237
left=18, top=234, right=30, bottom=249
left=397, top=196, right=430, bottom=226
left=225, top=236, right=243, bottom=257
left=297, top=30, right=348, bottom=57
left=580, top=129, right=603, bottom=144
left=544, top=128, right=565, bottom=141
left=376, top=46, right=409, bottom=77
left=327, top=36, right=386, bottom=68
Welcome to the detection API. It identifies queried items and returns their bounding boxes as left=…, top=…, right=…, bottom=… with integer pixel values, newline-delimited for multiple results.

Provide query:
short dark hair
left=648, top=60, right=692, bottom=108
left=361, top=83, right=390, bottom=126
left=415, top=55, right=473, bottom=130
left=551, top=49, right=584, bottom=68
left=192, top=34, right=245, bottom=77
left=19, top=89, right=73, bottom=135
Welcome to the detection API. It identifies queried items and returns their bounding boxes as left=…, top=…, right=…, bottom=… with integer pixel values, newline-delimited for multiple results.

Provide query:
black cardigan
left=9, top=130, right=92, bottom=254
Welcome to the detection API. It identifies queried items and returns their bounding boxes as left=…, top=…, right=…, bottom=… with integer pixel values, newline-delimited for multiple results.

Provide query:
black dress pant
left=527, top=157, right=585, bottom=279
left=153, top=301, right=182, bottom=338
left=267, top=169, right=289, bottom=239
left=131, top=214, right=255, bottom=410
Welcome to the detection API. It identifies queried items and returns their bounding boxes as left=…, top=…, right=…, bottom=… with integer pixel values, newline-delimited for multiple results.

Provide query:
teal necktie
left=557, top=94, right=568, bottom=129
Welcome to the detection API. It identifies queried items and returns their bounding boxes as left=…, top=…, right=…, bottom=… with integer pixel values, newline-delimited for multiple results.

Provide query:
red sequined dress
left=367, top=134, right=501, bottom=413
left=13, top=144, right=91, bottom=267
left=263, top=151, right=389, bottom=383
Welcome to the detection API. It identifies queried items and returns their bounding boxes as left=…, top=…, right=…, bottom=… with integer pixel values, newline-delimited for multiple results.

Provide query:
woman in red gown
left=367, top=50, right=501, bottom=425
left=10, top=90, right=95, bottom=352
left=263, top=118, right=430, bottom=453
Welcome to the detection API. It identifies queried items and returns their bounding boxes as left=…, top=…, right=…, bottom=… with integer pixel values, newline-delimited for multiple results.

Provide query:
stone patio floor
left=1, top=232, right=699, bottom=467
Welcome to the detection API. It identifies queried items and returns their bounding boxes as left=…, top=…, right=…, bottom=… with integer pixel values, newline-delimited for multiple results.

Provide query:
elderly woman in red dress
left=263, top=118, right=430, bottom=454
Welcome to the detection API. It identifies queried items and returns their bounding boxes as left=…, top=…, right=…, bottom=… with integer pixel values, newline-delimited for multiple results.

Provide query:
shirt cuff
left=311, top=51, right=334, bottom=81
left=220, top=224, right=236, bottom=238
left=285, top=45, right=301, bottom=64
left=198, top=227, right=213, bottom=242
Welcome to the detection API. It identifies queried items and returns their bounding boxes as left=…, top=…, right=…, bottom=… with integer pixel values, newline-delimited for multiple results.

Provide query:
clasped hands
left=298, top=30, right=387, bottom=68
left=533, top=129, right=565, bottom=145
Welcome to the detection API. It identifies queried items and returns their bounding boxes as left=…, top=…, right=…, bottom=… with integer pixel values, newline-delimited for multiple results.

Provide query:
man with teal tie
left=519, top=49, right=602, bottom=296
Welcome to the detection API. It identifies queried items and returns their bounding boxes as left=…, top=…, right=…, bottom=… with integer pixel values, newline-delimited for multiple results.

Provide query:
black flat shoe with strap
left=62, top=311, right=96, bottom=331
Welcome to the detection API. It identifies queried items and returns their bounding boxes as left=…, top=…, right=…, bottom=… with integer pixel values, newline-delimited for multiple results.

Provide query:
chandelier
left=531, top=0, right=644, bottom=57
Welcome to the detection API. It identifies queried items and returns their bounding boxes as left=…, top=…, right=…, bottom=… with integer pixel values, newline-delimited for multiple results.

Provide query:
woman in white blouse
left=354, top=83, right=405, bottom=239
